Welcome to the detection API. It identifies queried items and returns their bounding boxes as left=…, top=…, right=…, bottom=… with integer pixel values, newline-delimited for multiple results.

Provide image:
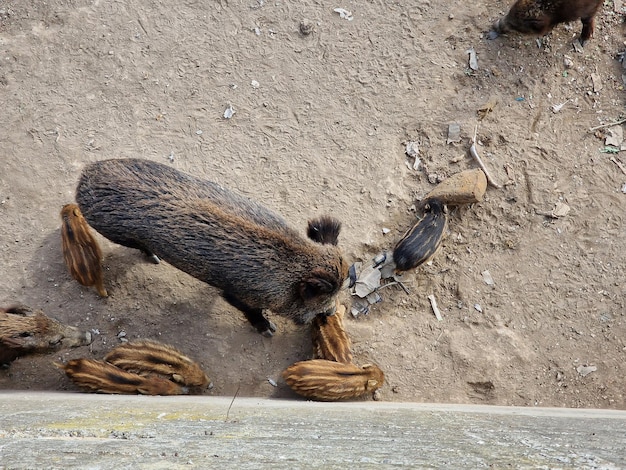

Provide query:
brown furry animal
left=104, top=340, right=210, bottom=387
left=491, top=0, right=603, bottom=44
left=311, top=303, right=353, bottom=364
left=0, top=305, right=92, bottom=365
left=282, top=359, right=384, bottom=401
left=60, top=204, right=107, bottom=297
left=73, top=158, right=349, bottom=336
left=55, top=358, right=189, bottom=395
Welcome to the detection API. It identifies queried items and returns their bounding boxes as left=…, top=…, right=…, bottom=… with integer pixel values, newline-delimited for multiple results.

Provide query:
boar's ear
left=307, top=216, right=342, bottom=246
left=299, top=269, right=339, bottom=300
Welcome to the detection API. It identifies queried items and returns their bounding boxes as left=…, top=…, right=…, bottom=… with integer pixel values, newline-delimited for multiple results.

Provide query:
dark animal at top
left=0, top=305, right=92, bottom=365
left=490, top=0, right=603, bottom=45
left=73, top=158, right=348, bottom=336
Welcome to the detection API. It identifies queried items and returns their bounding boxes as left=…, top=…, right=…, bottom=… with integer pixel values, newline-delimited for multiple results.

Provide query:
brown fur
left=492, top=0, right=603, bottom=43
left=55, top=358, right=188, bottom=395
left=311, top=303, right=353, bottom=364
left=0, top=305, right=92, bottom=365
left=104, top=340, right=209, bottom=387
left=73, top=158, right=349, bottom=335
left=282, top=359, right=384, bottom=401
left=60, top=204, right=107, bottom=297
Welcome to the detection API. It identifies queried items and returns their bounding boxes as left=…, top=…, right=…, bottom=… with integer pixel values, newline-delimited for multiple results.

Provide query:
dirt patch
left=1, top=0, right=625, bottom=408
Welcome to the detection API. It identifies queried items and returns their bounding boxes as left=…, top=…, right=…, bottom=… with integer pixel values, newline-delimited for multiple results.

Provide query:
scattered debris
left=405, top=141, right=421, bottom=170
left=610, top=157, right=626, bottom=176
left=349, top=255, right=405, bottom=317
left=621, top=183, right=626, bottom=194
left=428, top=294, right=443, bottom=321
left=333, top=8, right=353, bottom=21
left=600, top=146, right=620, bottom=154
left=536, top=201, right=570, bottom=218
left=267, top=377, right=277, bottom=387
left=223, top=104, right=235, bottom=119
left=588, top=118, right=626, bottom=132
left=605, top=126, right=623, bottom=148
left=563, top=56, right=574, bottom=69
left=474, top=303, right=483, bottom=313
left=576, top=364, right=597, bottom=377
left=251, top=80, right=260, bottom=89
left=481, top=270, right=494, bottom=286
left=382, top=227, right=390, bottom=235
left=477, top=99, right=497, bottom=120
left=551, top=100, right=568, bottom=113
left=469, top=124, right=502, bottom=189
left=466, top=47, right=478, bottom=71
left=591, top=73, right=602, bottom=93
left=447, top=123, right=461, bottom=144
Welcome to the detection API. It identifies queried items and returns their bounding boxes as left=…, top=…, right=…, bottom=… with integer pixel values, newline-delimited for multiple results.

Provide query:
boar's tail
left=307, top=216, right=342, bottom=246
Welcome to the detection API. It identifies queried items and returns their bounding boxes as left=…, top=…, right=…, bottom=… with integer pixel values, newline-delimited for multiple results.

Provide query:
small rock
left=223, top=104, right=235, bottom=119
left=299, top=19, right=314, bottom=35
left=563, top=56, right=573, bottom=69
left=474, top=303, right=483, bottom=313
left=372, top=389, right=382, bottom=401
left=333, top=8, right=353, bottom=21
left=481, top=270, right=494, bottom=286
left=576, top=365, right=597, bottom=377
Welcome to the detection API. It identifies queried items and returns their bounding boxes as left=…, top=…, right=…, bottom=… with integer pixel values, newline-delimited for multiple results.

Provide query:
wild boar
left=104, top=340, right=210, bottom=388
left=55, top=358, right=188, bottom=395
left=60, top=204, right=107, bottom=297
left=311, top=303, right=353, bottom=364
left=491, top=0, right=603, bottom=44
left=73, top=158, right=348, bottom=336
left=0, top=305, right=92, bottom=365
left=282, top=359, right=384, bottom=401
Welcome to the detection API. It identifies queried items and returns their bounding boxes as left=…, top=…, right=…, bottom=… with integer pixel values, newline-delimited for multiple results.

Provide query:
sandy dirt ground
left=1, top=0, right=625, bottom=409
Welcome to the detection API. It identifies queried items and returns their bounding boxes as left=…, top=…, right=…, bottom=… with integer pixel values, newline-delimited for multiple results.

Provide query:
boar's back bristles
left=311, top=304, right=353, bottom=364
left=392, top=198, right=448, bottom=273
left=60, top=203, right=107, bottom=297
left=55, top=358, right=188, bottom=395
left=282, top=359, right=384, bottom=401
left=104, top=340, right=209, bottom=387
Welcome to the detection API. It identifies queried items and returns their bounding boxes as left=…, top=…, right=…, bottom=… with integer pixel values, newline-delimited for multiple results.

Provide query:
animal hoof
left=259, top=320, right=277, bottom=337
left=147, top=253, right=161, bottom=264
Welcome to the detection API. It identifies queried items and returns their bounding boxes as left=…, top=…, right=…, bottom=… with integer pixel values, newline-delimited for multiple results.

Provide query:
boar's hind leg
left=223, top=292, right=277, bottom=337
left=580, top=16, right=595, bottom=44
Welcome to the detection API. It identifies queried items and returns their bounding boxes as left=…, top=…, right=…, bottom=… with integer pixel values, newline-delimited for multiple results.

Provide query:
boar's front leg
left=223, top=292, right=277, bottom=337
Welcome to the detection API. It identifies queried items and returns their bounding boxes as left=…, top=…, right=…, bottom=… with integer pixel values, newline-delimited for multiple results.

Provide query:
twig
left=377, top=280, right=410, bottom=295
left=610, top=157, right=626, bottom=176
left=226, top=384, right=241, bottom=421
left=588, top=117, right=626, bottom=133
left=427, top=294, right=443, bottom=321
left=470, top=124, right=502, bottom=189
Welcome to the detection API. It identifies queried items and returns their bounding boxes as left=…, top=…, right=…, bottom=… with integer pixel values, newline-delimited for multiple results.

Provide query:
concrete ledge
left=1, top=392, right=625, bottom=469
